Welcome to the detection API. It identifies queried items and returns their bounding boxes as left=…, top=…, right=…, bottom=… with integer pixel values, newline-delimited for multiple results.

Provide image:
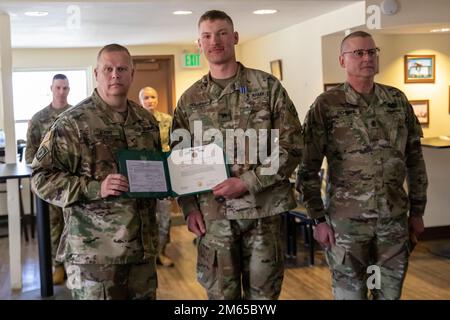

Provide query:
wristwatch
left=313, top=216, right=327, bottom=226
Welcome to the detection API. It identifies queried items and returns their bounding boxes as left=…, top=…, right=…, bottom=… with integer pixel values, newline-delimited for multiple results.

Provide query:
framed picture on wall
left=270, top=60, right=283, bottom=81
left=410, top=100, right=429, bottom=125
left=323, top=83, right=342, bottom=91
left=404, top=55, right=435, bottom=83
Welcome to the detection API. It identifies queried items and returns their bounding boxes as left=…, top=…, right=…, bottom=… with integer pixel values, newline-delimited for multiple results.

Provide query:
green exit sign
left=183, top=53, right=201, bottom=68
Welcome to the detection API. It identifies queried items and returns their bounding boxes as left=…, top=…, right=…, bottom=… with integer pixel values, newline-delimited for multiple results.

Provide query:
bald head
left=139, top=87, right=159, bottom=113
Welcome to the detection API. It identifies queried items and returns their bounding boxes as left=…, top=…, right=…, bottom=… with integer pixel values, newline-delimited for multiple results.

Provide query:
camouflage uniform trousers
left=49, top=204, right=64, bottom=267
left=325, top=214, right=411, bottom=300
left=65, top=261, right=157, bottom=300
left=156, top=198, right=172, bottom=253
left=196, top=215, right=284, bottom=300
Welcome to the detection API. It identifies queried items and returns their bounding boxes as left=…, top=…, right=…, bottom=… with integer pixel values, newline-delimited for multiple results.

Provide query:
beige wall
left=0, top=44, right=210, bottom=216
left=239, top=1, right=450, bottom=228
left=6, top=1, right=450, bottom=226
left=238, top=2, right=366, bottom=122
left=12, top=44, right=210, bottom=104
left=323, top=32, right=450, bottom=138
left=367, top=0, right=450, bottom=28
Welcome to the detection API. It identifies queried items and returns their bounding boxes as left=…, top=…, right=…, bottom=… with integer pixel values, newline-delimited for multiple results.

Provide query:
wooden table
left=421, top=137, right=450, bottom=260
left=421, top=137, right=450, bottom=148
left=0, top=163, right=53, bottom=297
left=35, top=196, right=52, bottom=297
left=0, top=163, right=32, bottom=290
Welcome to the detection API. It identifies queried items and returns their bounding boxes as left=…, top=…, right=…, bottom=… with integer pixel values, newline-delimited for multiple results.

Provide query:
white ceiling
left=0, top=0, right=361, bottom=48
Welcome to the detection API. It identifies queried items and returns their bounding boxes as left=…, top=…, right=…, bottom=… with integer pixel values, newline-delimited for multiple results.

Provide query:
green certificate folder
left=117, top=144, right=230, bottom=198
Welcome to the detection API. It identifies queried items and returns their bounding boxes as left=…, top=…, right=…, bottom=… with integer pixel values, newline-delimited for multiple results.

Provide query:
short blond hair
left=97, top=43, right=133, bottom=66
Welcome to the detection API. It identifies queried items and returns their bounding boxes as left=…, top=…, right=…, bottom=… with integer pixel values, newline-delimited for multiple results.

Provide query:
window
left=12, top=69, right=89, bottom=141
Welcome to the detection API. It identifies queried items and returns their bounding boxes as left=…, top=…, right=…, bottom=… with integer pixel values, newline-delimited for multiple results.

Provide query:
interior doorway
left=128, top=55, right=176, bottom=115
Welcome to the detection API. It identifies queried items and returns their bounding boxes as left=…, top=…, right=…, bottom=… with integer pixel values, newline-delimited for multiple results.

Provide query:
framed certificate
left=117, top=144, right=230, bottom=198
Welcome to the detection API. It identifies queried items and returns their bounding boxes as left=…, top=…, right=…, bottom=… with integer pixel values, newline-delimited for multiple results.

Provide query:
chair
left=17, top=140, right=26, bottom=162
left=19, top=177, right=35, bottom=241
left=0, top=178, right=35, bottom=242
left=0, top=141, right=35, bottom=241
left=0, top=140, right=26, bottom=163
left=17, top=140, right=35, bottom=240
left=284, top=209, right=315, bottom=265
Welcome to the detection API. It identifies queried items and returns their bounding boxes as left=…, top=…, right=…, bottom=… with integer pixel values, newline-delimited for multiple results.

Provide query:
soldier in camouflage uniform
left=298, top=31, right=428, bottom=300
left=172, top=10, right=302, bottom=300
left=26, top=73, right=72, bottom=285
left=139, top=86, right=175, bottom=267
left=31, top=44, right=161, bottom=300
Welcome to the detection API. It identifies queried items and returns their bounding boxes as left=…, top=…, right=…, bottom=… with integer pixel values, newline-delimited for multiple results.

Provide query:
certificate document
left=117, top=144, right=229, bottom=198
left=167, top=144, right=229, bottom=196
left=126, top=160, right=167, bottom=193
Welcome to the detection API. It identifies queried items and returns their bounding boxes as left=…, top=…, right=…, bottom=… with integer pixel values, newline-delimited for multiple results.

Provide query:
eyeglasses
left=342, top=47, right=380, bottom=58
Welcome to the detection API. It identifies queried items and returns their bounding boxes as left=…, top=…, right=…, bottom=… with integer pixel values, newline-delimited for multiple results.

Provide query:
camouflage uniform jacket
left=31, top=89, right=161, bottom=264
left=25, top=103, right=71, bottom=164
left=153, top=110, right=173, bottom=152
left=172, top=62, right=303, bottom=220
left=298, top=82, right=428, bottom=220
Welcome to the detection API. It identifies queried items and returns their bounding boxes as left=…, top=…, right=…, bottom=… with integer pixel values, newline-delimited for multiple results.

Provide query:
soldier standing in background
left=172, top=10, right=302, bottom=299
left=298, top=31, right=428, bottom=299
left=31, top=44, right=161, bottom=300
left=26, top=73, right=72, bottom=285
left=139, top=86, right=175, bottom=267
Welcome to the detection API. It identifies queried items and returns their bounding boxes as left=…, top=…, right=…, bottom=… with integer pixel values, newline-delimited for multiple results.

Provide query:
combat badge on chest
left=218, top=110, right=232, bottom=123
